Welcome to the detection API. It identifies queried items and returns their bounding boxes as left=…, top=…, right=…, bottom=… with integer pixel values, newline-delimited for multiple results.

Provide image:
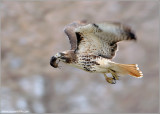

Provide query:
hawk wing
left=64, top=20, right=87, bottom=50
left=64, top=21, right=136, bottom=59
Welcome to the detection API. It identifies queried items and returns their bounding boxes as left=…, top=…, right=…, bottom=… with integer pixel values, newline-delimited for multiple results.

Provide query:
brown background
left=1, top=0, right=159, bottom=113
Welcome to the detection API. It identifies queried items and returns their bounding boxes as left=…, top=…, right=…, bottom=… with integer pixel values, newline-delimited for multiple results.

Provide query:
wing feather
left=64, top=21, right=87, bottom=50
left=74, top=22, right=136, bottom=59
left=93, top=22, right=136, bottom=42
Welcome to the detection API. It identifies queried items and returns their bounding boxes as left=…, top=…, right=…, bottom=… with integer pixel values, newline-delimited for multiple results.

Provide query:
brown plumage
left=50, top=20, right=143, bottom=84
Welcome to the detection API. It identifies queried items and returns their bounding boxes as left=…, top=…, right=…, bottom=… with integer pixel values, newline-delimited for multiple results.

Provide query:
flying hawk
left=50, top=21, right=143, bottom=84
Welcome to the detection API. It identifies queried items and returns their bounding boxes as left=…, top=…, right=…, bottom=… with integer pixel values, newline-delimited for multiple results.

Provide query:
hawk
left=50, top=21, right=143, bottom=84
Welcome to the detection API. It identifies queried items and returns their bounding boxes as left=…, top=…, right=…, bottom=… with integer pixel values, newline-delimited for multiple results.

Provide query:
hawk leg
left=103, top=73, right=116, bottom=84
left=109, top=69, right=119, bottom=80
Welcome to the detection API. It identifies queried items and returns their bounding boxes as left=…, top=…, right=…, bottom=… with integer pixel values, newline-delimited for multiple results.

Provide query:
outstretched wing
left=74, top=22, right=136, bottom=59
left=64, top=20, right=87, bottom=50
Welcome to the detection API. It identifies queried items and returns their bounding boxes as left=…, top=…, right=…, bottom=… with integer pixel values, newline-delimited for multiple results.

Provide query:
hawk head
left=50, top=51, right=73, bottom=68
left=50, top=52, right=65, bottom=68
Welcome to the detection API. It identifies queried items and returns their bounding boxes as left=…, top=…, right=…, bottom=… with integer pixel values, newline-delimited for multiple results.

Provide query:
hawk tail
left=113, top=63, right=143, bottom=78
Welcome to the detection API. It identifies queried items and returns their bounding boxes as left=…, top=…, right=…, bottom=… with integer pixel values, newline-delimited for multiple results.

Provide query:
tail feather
left=113, top=63, right=143, bottom=78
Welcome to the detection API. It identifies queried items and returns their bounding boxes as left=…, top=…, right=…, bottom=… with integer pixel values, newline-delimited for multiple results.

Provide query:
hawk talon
left=112, top=79, right=116, bottom=84
left=109, top=70, right=119, bottom=80
left=105, top=77, right=116, bottom=84
left=112, top=76, right=120, bottom=80
left=104, top=73, right=116, bottom=84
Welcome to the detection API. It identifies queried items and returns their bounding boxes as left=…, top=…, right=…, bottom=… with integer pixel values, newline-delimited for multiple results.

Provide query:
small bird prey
left=50, top=21, right=143, bottom=84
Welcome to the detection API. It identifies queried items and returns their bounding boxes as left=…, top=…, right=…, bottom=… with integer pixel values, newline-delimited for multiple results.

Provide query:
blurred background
left=1, top=0, right=159, bottom=113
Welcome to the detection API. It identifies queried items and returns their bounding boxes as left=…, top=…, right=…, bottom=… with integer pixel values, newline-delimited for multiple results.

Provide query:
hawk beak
left=50, top=56, right=59, bottom=68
